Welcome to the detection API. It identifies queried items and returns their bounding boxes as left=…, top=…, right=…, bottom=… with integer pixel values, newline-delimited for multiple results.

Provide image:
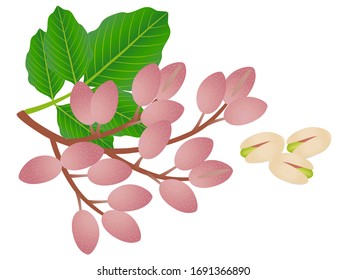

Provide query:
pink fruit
left=91, top=81, right=118, bottom=124
left=70, top=82, right=94, bottom=125
left=102, top=210, right=141, bottom=242
left=60, top=142, right=104, bottom=170
left=224, top=67, right=255, bottom=104
left=19, top=155, right=61, bottom=184
left=196, top=72, right=226, bottom=114
left=132, top=64, right=161, bottom=106
left=108, top=184, right=152, bottom=211
left=224, top=97, right=267, bottom=125
left=157, top=62, right=186, bottom=100
left=189, top=160, right=233, bottom=188
left=138, top=121, right=171, bottom=159
left=88, top=159, right=132, bottom=185
left=174, top=137, right=213, bottom=170
left=72, top=210, right=99, bottom=254
left=140, top=100, right=184, bottom=126
left=159, top=180, right=197, bottom=213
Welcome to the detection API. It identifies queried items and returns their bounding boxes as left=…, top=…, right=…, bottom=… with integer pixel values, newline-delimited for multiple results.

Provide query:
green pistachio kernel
left=297, top=167, right=313, bottom=178
left=287, top=141, right=303, bottom=152
left=240, top=146, right=256, bottom=158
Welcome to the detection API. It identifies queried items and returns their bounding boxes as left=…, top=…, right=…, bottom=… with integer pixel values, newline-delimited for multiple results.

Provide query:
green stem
left=24, top=92, right=71, bottom=114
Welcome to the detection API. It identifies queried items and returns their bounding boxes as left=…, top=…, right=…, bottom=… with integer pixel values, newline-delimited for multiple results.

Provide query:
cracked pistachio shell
left=287, top=127, right=331, bottom=158
left=189, top=160, right=232, bottom=188
left=269, top=153, right=313, bottom=184
left=157, top=62, right=186, bottom=100
left=132, top=63, right=160, bottom=106
left=240, top=132, right=284, bottom=163
left=224, top=67, right=255, bottom=104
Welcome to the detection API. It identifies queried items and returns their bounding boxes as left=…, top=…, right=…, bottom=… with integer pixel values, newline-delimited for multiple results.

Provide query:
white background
left=1, top=0, right=347, bottom=279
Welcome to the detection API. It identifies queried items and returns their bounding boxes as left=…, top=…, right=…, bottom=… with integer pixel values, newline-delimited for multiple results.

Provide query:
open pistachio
left=269, top=153, right=313, bottom=184
left=240, top=132, right=284, bottom=163
left=287, top=127, right=331, bottom=158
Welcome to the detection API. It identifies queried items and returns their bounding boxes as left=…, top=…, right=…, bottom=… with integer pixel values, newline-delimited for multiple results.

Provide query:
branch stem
left=104, top=149, right=188, bottom=182
left=50, top=140, right=104, bottom=215
left=110, top=103, right=228, bottom=154
left=134, top=157, right=143, bottom=167
left=194, top=113, right=205, bottom=129
left=161, top=166, right=176, bottom=176
left=89, top=200, right=108, bottom=204
left=17, top=110, right=141, bottom=145
left=70, top=174, right=88, bottom=178
left=18, top=103, right=228, bottom=186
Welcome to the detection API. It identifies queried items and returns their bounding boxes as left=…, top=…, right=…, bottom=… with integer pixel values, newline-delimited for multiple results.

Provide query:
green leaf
left=57, top=104, right=114, bottom=148
left=44, top=6, right=92, bottom=83
left=25, top=29, right=65, bottom=99
left=84, top=7, right=170, bottom=90
left=101, top=90, right=146, bottom=137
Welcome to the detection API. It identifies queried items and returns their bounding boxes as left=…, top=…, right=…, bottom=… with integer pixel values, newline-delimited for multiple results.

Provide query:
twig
left=104, top=150, right=189, bottom=182
left=89, top=200, right=108, bottom=204
left=134, top=157, right=143, bottom=167
left=50, top=140, right=104, bottom=215
left=109, top=103, right=228, bottom=154
left=17, top=110, right=141, bottom=145
left=194, top=113, right=205, bottom=129
left=70, top=174, right=88, bottom=178
left=161, top=166, right=176, bottom=176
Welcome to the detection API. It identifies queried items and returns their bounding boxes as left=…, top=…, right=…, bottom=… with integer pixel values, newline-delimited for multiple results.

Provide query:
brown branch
left=17, top=110, right=141, bottom=145
left=70, top=174, right=88, bottom=178
left=161, top=166, right=176, bottom=176
left=50, top=140, right=104, bottom=215
left=18, top=103, right=227, bottom=155
left=194, top=113, right=205, bottom=129
left=104, top=149, right=189, bottom=181
left=18, top=111, right=71, bottom=145
left=109, top=103, right=228, bottom=154
left=18, top=110, right=189, bottom=182
left=89, top=200, right=108, bottom=204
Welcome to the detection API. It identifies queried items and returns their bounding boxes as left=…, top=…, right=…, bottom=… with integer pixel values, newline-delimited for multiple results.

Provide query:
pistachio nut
left=240, top=132, right=284, bottom=163
left=269, top=153, right=313, bottom=184
left=287, top=127, right=331, bottom=158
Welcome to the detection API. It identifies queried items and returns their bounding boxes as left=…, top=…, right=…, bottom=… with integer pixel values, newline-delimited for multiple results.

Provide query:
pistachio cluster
left=240, top=127, right=331, bottom=184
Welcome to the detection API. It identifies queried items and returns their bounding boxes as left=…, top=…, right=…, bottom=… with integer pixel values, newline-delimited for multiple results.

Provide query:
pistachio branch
left=50, top=139, right=104, bottom=215
left=109, top=103, right=228, bottom=154
left=17, top=110, right=141, bottom=145
left=104, top=149, right=189, bottom=181
left=18, top=102, right=228, bottom=156
left=161, top=166, right=176, bottom=176
left=89, top=200, right=108, bottom=204
left=18, top=110, right=189, bottom=182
